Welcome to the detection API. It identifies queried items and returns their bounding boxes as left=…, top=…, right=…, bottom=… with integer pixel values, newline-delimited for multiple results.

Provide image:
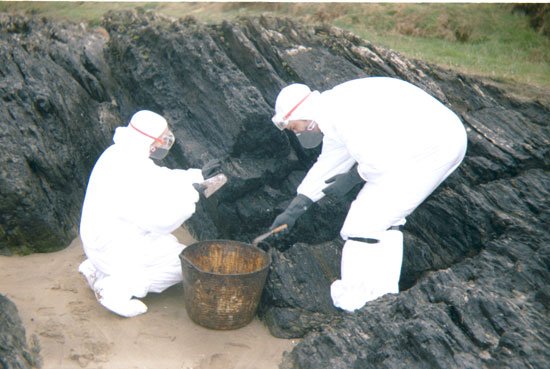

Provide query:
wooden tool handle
left=251, top=224, right=289, bottom=246
left=271, top=224, right=288, bottom=235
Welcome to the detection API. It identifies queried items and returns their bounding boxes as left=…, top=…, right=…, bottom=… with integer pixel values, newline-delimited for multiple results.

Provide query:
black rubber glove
left=192, top=182, right=205, bottom=197
left=323, top=164, right=365, bottom=199
left=201, top=159, right=222, bottom=179
left=270, top=194, right=314, bottom=233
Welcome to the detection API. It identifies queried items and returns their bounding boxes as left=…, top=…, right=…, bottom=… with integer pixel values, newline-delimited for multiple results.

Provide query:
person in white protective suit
left=269, top=77, right=467, bottom=312
left=78, top=110, right=222, bottom=317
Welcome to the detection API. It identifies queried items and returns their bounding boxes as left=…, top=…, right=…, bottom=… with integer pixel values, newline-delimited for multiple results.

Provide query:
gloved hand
left=270, top=194, right=314, bottom=234
left=192, top=182, right=205, bottom=196
left=323, top=164, right=365, bottom=199
left=201, top=159, right=222, bottom=179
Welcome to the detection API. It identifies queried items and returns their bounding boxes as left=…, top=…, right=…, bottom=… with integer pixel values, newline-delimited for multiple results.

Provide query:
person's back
left=80, top=143, right=142, bottom=254
left=324, top=77, right=455, bottom=122
left=316, top=77, right=465, bottom=179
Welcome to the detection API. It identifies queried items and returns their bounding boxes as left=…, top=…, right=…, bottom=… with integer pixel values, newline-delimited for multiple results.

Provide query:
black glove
left=192, top=182, right=205, bottom=196
left=270, top=194, right=314, bottom=234
left=201, top=159, right=222, bottom=180
left=323, top=164, right=365, bottom=199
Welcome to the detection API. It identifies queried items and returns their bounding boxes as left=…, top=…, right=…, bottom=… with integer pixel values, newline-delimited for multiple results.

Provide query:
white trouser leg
left=145, top=248, right=184, bottom=294
left=368, top=230, right=403, bottom=297
left=330, top=230, right=403, bottom=312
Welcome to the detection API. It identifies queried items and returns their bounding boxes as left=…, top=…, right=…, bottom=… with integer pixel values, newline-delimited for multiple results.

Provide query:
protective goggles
left=130, top=123, right=175, bottom=151
left=272, top=92, right=312, bottom=131
left=154, top=130, right=175, bottom=150
left=148, top=131, right=175, bottom=160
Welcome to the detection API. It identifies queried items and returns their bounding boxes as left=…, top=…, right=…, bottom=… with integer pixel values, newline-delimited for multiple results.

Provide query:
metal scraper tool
left=197, top=173, right=227, bottom=198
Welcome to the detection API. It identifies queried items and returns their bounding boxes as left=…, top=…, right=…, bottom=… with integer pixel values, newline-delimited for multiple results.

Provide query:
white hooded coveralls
left=294, top=77, right=467, bottom=311
left=79, top=121, right=203, bottom=317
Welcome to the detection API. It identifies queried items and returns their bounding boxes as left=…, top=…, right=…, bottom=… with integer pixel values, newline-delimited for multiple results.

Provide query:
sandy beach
left=0, top=228, right=297, bottom=369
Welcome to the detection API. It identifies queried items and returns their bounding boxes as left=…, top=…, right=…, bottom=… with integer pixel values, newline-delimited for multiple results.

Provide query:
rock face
left=0, top=294, right=41, bottom=369
left=0, top=10, right=548, bottom=369
left=0, top=14, right=119, bottom=254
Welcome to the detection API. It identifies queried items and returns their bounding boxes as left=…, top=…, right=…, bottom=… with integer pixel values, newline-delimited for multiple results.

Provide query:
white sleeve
left=119, top=165, right=203, bottom=235
left=297, top=137, right=357, bottom=202
left=175, top=168, right=204, bottom=184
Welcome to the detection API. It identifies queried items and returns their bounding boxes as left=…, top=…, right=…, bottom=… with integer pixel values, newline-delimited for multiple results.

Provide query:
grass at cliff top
left=1, top=2, right=549, bottom=96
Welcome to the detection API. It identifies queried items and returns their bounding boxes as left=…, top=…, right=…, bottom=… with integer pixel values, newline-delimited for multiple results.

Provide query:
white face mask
left=149, top=147, right=170, bottom=160
left=296, top=121, right=323, bottom=149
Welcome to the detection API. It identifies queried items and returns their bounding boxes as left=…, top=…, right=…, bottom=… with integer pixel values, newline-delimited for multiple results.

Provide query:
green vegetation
left=1, top=2, right=548, bottom=94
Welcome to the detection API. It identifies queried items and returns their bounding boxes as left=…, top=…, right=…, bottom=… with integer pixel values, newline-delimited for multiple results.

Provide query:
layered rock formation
left=1, top=10, right=548, bottom=369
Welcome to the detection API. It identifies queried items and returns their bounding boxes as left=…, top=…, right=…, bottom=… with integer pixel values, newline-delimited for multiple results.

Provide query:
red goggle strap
left=129, top=123, right=164, bottom=144
left=282, top=92, right=311, bottom=121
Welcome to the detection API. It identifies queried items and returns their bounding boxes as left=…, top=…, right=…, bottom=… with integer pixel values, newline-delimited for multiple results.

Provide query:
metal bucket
left=179, top=240, right=271, bottom=330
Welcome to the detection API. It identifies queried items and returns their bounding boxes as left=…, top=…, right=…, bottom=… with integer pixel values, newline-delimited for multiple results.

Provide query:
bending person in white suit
left=269, top=77, right=467, bottom=312
left=79, top=110, right=220, bottom=317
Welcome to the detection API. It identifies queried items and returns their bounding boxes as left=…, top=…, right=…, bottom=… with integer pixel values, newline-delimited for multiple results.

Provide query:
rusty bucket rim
left=179, top=239, right=271, bottom=277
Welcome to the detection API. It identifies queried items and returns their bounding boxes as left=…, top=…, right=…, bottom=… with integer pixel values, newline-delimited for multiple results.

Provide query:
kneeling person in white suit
left=269, top=77, right=467, bottom=312
left=79, top=110, right=221, bottom=317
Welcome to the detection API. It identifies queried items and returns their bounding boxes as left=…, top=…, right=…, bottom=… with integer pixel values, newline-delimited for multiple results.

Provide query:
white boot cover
left=331, top=230, right=404, bottom=312
left=78, top=259, right=103, bottom=290
left=93, top=275, right=148, bottom=318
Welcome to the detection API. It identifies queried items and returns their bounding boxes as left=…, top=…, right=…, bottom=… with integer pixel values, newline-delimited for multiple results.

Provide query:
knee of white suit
left=147, top=270, right=183, bottom=294
left=331, top=230, right=404, bottom=312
